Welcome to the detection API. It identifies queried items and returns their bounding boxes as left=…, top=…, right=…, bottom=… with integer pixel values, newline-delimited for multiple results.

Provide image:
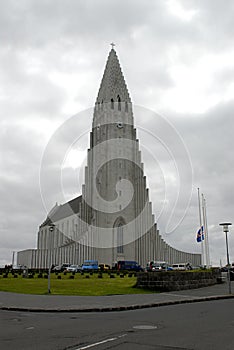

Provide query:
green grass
left=0, top=272, right=151, bottom=296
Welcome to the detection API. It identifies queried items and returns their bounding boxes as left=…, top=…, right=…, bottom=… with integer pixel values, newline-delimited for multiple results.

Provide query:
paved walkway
left=0, top=281, right=234, bottom=312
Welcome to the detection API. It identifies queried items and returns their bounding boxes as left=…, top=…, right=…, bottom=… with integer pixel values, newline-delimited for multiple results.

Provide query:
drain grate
left=133, top=325, right=158, bottom=330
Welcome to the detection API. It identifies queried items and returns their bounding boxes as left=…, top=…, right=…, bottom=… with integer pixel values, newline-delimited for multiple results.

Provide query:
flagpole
left=201, top=193, right=207, bottom=267
left=197, top=188, right=204, bottom=266
left=203, top=196, right=210, bottom=267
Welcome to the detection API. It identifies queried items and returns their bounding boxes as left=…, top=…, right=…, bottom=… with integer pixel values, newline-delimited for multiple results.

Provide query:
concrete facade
left=17, top=49, right=201, bottom=269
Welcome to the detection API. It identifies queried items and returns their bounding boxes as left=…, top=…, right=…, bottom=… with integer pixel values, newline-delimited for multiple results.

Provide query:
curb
left=1, top=294, right=234, bottom=313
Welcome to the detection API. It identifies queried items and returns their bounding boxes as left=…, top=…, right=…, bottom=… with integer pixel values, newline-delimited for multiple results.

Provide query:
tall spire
left=96, top=48, right=131, bottom=104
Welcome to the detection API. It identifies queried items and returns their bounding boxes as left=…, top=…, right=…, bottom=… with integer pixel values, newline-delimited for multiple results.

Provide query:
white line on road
left=75, top=334, right=127, bottom=350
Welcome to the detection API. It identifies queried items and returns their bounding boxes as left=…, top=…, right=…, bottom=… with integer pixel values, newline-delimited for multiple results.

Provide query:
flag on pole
left=196, top=226, right=204, bottom=242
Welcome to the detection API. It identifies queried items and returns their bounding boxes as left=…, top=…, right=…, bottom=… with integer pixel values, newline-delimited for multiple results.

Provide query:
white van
left=172, top=263, right=191, bottom=271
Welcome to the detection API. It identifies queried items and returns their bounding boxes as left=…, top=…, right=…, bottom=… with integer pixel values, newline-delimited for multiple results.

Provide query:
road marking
left=75, top=334, right=127, bottom=350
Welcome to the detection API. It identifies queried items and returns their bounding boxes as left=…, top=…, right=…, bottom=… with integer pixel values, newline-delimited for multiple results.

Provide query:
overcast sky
left=1, top=0, right=234, bottom=267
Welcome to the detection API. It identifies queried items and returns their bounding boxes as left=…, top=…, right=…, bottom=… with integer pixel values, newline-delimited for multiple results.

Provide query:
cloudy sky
left=1, top=0, right=234, bottom=267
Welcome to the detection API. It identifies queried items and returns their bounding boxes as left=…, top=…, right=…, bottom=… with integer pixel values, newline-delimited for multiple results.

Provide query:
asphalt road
left=0, top=299, right=234, bottom=350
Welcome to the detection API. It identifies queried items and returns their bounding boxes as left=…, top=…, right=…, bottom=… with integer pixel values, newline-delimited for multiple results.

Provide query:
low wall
left=136, top=269, right=221, bottom=292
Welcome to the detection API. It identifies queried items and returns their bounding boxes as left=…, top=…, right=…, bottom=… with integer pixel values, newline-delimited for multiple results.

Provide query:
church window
left=125, top=102, right=128, bottom=112
left=117, top=223, right=124, bottom=254
left=117, top=95, right=121, bottom=110
left=111, top=98, right=114, bottom=109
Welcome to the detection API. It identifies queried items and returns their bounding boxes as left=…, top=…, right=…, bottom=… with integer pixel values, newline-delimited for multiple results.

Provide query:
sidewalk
left=1, top=281, right=234, bottom=312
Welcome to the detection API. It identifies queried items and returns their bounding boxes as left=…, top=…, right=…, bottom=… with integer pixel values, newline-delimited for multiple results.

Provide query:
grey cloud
left=0, top=0, right=208, bottom=52
left=183, top=0, right=234, bottom=50
left=0, top=0, right=153, bottom=48
left=161, top=101, right=234, bottom=257
left=0, top=51, right=67, bottom=119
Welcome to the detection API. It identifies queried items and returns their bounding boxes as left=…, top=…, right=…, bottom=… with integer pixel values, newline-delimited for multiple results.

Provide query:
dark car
left=117, top=260, right=143, bottom=272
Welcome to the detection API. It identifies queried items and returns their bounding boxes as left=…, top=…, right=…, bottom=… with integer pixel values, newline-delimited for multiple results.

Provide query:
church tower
left=81, top=48, right=158, bottom=265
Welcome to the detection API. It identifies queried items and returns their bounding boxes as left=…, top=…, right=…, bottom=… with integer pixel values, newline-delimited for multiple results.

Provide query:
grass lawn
left=0, top=272, right=151, bottom=296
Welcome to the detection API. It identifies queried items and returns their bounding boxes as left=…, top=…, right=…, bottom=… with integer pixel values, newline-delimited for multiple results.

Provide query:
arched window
left=117, top=223, right=124, bottom=253
left=117, top=95, right=121, bottom=111
left=111, top=98, right=114, bottom=109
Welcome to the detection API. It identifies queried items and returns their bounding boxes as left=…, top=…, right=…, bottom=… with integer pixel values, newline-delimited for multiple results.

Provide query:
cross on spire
left=110, top=42, right=115, bottom=50
left=96, top=45, right=131, bottom=104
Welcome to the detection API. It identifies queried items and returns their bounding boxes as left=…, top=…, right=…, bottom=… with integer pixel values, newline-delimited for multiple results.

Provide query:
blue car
left=82, top=260, right=99, bottom=271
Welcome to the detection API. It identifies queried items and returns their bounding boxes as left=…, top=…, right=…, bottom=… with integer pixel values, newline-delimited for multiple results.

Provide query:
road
left=0, top=299, right=234, bottom=350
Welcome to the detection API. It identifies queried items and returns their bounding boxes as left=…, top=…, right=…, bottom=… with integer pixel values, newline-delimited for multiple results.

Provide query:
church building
left=17, top=48, right=201, bottom=269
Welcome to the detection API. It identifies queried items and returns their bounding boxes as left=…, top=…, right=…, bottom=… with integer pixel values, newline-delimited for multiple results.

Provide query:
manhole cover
left=133, top=325, right=158, bottom=330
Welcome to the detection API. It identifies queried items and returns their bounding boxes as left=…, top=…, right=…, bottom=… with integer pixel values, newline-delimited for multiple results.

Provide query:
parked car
left=52, top=263, right=71, bottom=272
left=66, top=265, right=82, bottom=273
left=172, top=263, right=192, bottom=271
left=82, top=260, right=99, bottom=271
left=12, top=265, right=24, bottom=270
left=146, top=261, right=173, bottom=272
left=98, top=263, right=110, bottom=271
left=53, top=265, right=61, bottom=272
left=152, top=261, right=167, bottom=271
left=116, top=260, right=143, bottom=272
left=146, top=261, right=167, bottom=271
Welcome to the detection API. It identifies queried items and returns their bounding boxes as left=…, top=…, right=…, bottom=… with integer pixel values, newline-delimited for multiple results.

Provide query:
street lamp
left=48, top=224, right=55, bottom=294
left=219, top=222, right=232, bottom=294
